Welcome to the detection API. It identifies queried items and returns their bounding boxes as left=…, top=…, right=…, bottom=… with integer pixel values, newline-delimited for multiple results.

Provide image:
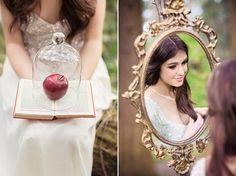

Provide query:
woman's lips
left=176, top=77, right=184, bottom=82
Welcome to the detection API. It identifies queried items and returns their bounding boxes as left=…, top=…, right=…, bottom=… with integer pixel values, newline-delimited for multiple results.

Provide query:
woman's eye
left=182, top=59, right=188, bottom=65
left=168, top=65, right=176, bottom=69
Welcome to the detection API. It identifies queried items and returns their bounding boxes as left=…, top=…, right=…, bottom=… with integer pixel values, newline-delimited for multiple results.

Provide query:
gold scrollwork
left=149, top=138, right=209, bottom=174
left=134, top=32, right=148, bottom=59
left=142, top=127, right=155, bottom=150
left=122, top=32, right=148, bottom=110
left=168, top=145, right=195, bottom=174
left=192, top=16, right=220, bottom=63
left=196, top=138, right=209, bottom=153
left=165, top=0, right=185, bottom=10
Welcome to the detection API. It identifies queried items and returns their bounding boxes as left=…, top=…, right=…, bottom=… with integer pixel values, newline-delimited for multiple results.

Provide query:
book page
left=54, top=80, right=95, bottom=117
left=14, top=79, right=53, bottom=119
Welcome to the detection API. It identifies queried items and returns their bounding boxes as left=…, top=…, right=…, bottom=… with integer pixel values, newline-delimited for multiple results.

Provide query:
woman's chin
left=172, top=82, right=184, bottom=87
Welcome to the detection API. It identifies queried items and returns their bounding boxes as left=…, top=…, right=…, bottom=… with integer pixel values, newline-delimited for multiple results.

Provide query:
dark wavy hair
left=145, top=33, right=197, bottom=121
left=2, top=0, right=96, bottom=40
left=207, top=59, right=236, bottom=176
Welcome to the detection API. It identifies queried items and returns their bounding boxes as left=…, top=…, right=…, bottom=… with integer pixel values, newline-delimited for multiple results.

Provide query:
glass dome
left=32, top=32, right=81, bottom=111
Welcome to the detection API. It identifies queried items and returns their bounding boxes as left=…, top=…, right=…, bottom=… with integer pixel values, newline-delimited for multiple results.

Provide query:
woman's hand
left=182, top=114, right=204, bottom=140
left=195, top=107, right=208, bottom=119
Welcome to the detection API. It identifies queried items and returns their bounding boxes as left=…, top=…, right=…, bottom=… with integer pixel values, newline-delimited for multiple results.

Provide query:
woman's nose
left=177, top=66, right=185, bottom=75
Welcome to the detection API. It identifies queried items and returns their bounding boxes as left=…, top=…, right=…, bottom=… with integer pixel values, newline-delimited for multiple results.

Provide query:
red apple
left=43, top=74, right=69, bottom=100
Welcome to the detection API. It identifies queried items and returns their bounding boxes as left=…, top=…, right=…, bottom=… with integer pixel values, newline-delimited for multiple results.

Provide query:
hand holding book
left=13, top=79, right=95, bottom=120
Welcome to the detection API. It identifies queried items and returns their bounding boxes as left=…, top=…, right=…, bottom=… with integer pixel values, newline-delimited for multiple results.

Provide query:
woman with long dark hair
left=145, top=33, right=204, bottom=141
left=191, top=59, right=236, bottom=176
left=0, top=0, right=112, bottom=175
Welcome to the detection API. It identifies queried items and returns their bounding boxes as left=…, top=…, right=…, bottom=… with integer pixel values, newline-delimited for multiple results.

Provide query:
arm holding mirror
left=195, top=107, right=208, bottom=118
left=182, top=113, right=204, bottom=140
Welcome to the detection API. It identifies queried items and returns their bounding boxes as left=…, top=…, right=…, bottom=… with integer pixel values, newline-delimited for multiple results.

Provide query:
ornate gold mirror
left=123, top=0, right=220, bottom=174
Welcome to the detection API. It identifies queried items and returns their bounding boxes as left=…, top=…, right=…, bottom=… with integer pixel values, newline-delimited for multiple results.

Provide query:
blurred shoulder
left=191, top=157, right=206, bottom=176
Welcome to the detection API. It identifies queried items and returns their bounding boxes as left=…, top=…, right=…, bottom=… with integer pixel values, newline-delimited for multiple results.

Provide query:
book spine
left=13, top=79, right=21, bottom=118
left=89, top=81, right=96, bottom=118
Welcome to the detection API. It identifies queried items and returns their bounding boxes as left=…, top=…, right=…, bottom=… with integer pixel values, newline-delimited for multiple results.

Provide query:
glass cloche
left=32, top=32, right=81, bottom=110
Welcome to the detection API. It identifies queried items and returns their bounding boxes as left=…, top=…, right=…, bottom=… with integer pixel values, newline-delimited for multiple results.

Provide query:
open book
left=13, top=79, right=95, bottom=120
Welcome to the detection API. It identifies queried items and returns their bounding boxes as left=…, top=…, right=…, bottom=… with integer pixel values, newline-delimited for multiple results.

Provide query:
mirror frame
left=122, top=0, right=220, bottom=174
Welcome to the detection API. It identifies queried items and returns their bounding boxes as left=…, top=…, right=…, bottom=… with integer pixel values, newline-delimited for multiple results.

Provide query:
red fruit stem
left=58, top=75, right=64, bottom=81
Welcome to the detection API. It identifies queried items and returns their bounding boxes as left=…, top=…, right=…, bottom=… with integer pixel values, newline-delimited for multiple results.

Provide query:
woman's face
left=159, top=50, right=188, bottom=88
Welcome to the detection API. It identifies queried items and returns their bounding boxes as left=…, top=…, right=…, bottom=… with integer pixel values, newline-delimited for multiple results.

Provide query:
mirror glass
left=143, top=31, right=210, bottom=142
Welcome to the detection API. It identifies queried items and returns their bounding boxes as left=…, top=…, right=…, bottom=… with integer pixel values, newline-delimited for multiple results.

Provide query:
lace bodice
left=20, top=12, right=84, bottom=59
left=144, top=95, right=187, bottom=141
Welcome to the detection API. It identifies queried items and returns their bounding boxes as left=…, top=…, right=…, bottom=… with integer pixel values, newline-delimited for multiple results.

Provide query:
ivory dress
left=0, top=13, right=112, bottom=176
left=144, top=95, right=187, bottom=141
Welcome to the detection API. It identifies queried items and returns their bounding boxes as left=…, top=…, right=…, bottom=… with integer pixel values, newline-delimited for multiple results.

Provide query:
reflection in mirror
left=144, top=33, right=208, bottom=142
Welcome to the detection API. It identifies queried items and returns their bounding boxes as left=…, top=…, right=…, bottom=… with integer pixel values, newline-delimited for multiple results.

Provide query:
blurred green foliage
left=0, top=25, right=5, bottom=64
left=201, top=0, right=230, bottom=59
left=103, top=0, right=117, bottom=91
left=0, top=1, right=117, bottom=91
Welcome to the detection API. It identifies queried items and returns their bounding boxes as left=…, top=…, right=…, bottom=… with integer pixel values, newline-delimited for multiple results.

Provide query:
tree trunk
left=92, top=101, right=117, bottom=176
left=229, top=0, right=236, bottom=57
left=119, top=0, right=156, bottom=175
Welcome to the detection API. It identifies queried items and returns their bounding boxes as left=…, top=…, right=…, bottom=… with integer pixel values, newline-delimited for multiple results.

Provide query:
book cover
left=13, top=79, right=95, bottom=120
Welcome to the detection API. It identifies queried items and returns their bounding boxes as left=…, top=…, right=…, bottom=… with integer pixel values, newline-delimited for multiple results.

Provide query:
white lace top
left=144, top=95, right=187, bottom=141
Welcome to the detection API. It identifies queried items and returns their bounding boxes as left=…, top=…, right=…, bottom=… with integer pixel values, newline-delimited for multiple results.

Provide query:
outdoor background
left=120, top=0, right=236, bottom=175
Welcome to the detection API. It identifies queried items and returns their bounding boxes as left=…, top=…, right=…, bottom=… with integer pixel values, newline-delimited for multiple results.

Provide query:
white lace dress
left=144, top=95, right=187, bottom=141
left=0, top=13, right=112, bottom=176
